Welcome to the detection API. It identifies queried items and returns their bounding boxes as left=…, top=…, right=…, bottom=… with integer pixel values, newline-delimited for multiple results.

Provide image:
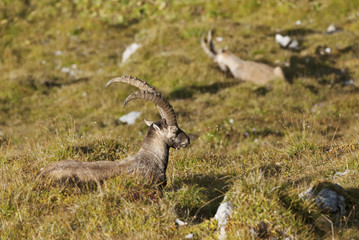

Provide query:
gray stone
left=316, top=188, right=346, bottom=214
left=300, top=183, right=347, bottom=215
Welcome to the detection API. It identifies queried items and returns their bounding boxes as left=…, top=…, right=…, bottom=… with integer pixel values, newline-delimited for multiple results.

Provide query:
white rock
left=296, top=20, right=301, bottom=25
left=327, top=24, right=336, bottom=33
left=215, top=201, right=233, bottom=226
left=118, top=111, right=141, bottom=125
left=216, top=37, right=223, bottom=42
left=325, top=47, right=331, bottom=54
left=299, top=187, right=314, bottom=200
left=229, top=118, right=234, bottom=124
left=275, top=34, right=300, bottom=50
left=287, top=39, right=300, bottom=49
left=275, top=34, right=291, bottom=47
left=55, top=50, right=62, bottom=56
left=185, top=233, right=194, bottom=239
left=218, top=227, right=227, bottom=240
left=122, top=43, right=141, bottom=63
left=215, top=200, right=233, bottom=240
left=61, top=67, right=71, bottom=73
left=335, top=169, right=354, bottom=176
left=175, top=218, right=187, bottom=226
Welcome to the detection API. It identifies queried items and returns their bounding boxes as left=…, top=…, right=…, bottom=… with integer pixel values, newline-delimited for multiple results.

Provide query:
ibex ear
left=152, top=123, right=161, bottom=131
left=144, top=119, right=161, bottom=131
left=144, top=119, right=154, bottom=126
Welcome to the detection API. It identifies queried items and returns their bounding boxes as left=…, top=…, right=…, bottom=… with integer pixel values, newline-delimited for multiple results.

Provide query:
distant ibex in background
left=201, top=30, right=285, bottom=85
left=37, top=76, right=190, bottom=189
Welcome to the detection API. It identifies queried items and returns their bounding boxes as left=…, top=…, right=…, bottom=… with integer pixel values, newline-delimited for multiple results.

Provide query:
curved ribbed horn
left=208, top=29, right=217, bottom=56
left=105, top=76, right=158, bottom=93
left=201, top=34, right=215, bottom=59
left=123, top=91, right=177, bottom=126
left=201, top=30, right=217, bottom=59
left=106, top=76, right=167, bottom=119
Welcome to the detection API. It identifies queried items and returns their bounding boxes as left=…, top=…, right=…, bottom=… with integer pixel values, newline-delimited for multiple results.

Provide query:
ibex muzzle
left=37, top=76, right=190, bottom=189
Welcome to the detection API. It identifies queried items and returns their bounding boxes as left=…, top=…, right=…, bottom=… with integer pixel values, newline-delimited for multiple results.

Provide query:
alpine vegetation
left=36, top=76, right=190, bottom=189
left=201, top=30, right=285, bottom=85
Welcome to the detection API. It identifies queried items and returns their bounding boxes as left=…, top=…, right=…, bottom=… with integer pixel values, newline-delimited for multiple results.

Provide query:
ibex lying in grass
left=201, top=30, right=285, bottom=85
left=37, top=76, right=190, bottom=189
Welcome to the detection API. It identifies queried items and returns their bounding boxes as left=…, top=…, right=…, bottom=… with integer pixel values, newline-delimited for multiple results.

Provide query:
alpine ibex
left=36, top=76, right=190, bottom=189
left=201, top=30, right=285, bottom=85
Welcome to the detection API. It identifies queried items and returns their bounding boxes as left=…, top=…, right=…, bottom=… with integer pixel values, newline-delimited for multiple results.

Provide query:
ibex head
left=201, top=29, right=230, bottom=72
left=106, top=76, right=190, bottom=150
left=201, top=29, right=217, bottom=60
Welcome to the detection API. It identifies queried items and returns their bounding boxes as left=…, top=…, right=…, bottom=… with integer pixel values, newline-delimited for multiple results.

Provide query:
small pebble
left=175, top=218, right=187, bottom=226
left=327, top=24, right=336, bottom=33
left=216, top=37, right=223, bottom=42
left=185, top=233, right=194, bottom=239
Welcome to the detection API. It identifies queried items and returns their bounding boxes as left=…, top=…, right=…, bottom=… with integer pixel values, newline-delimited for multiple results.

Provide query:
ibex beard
left=36, top=76, right=190, bottom=191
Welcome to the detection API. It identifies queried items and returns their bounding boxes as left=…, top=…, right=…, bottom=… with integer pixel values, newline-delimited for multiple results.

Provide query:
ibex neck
left=138, top=134, right=169, bottom=168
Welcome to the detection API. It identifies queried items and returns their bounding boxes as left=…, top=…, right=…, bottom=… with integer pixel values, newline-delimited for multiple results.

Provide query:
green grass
left=1, top=0, right=359, bottom=239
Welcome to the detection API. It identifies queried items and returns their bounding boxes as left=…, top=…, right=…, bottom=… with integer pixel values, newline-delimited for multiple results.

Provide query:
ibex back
left=201, top=30, right=285, bottom=85
left=36, top=76, right=190, bottom=189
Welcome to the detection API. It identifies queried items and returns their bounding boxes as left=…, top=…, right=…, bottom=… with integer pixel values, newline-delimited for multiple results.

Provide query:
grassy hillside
left=1, top=0, right=359, bottom=239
